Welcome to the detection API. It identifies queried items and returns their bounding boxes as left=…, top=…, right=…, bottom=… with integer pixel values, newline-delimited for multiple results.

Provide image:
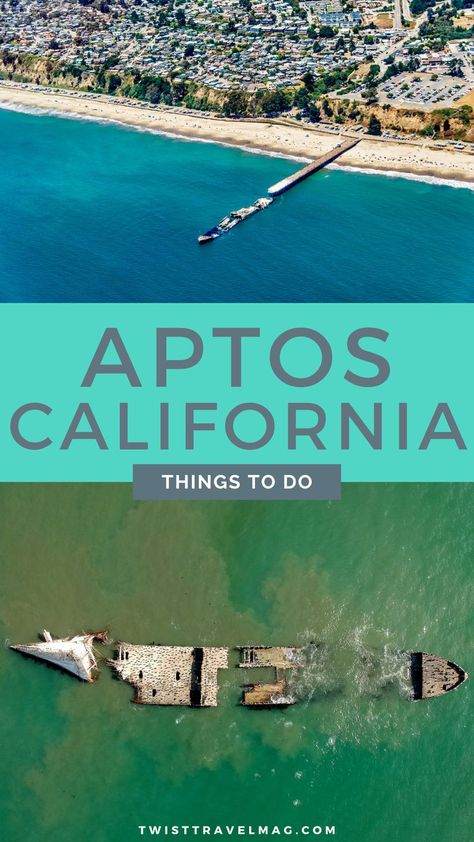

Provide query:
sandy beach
left=1, top=83, right=474, bottom=184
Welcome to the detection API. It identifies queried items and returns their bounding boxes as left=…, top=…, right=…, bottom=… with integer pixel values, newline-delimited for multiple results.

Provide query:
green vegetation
left=254, top=88, right=293, bottom=116
left=410, top=0, right=435, bottom=15
left=432, top=104, right=472, bottom=124
left=219, top=65, right=355, bottom=118
left=382, top=57, right=420, bottom=82
left=0, top=45, right=362, bottom=122
left=419, top=3, right=474, bottom=41
left=319, top=25, right=336, bottom=38
left=107, top=73, right=122, bottom=93
left=367, top=113, right=382, bottom=135
left=222, top=89, right=248, bottom=116
left=117, top=71, right=188, bottom=105
left=2, top=38, right=472, bottom=143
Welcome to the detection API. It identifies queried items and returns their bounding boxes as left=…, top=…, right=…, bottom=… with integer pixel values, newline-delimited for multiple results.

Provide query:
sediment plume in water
left=288, top=630, right=413, bottom=704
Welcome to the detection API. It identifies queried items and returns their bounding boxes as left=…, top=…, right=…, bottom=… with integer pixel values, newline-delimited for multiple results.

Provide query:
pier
left=268, top=137, right=360, bottom=196
left=198, top=137, right=360, bottom=243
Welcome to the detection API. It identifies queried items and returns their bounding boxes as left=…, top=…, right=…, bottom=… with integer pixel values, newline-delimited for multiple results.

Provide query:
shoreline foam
left=1, top=85, right=473, bottom=188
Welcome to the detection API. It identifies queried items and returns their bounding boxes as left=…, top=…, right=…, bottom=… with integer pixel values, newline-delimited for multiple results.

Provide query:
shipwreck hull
left=10, top=630, right=107, bottom=682
left=109, top=643, right=228, bottom=706
left=411, top=652, right=468, bottom=700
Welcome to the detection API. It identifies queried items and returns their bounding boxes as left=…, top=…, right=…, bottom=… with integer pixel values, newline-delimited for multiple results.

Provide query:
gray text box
left=133, top=464, right=341, bottom=501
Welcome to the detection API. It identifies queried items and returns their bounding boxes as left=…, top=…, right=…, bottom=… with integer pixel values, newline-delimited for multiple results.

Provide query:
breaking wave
left=330, top=162, right=474, bottom=191
left=288, top=622, right=413, bottom=705
left=1, top=98, right=472, bottom=189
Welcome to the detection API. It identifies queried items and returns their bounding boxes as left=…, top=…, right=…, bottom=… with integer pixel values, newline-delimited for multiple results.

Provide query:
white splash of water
left=1, top=99, right=472, bottom=189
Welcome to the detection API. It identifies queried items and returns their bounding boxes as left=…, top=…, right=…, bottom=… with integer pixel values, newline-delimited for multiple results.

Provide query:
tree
left=223, top=90, right=248, bottom=117
left=302, top=70, right=315, bottom=92
left=96, top=67, right=106, bottom=89
left=458, top=105, right=472, bottom=126
left=176, top=8, right=186, bottom=26
left=410, top=0, right=435, bottom=13
left=103, top=54, right=120, bottom=70
left=322, top=98, right=333, bottom=116
left=294, top=86, right=310, bottom=109
left=365, top=63, right=380, bottom=82
left=256, top=89, right=292, bottom=116
left=367, top=114, right=382, bottom=135
left=362, top=86, right=378, bottom=103
left=448, top=58, right=463, bottom=78
left=307, top=102, right=321, bottom=122
left=108, top=73, right=122, bottom=93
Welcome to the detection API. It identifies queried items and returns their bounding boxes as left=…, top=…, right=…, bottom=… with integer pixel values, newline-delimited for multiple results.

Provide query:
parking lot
left=379, top=71, right=472, bottom=109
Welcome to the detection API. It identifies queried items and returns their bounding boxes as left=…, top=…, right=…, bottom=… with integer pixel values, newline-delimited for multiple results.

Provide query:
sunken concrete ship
left=410, top=652, right=467, bottom=701
left=9, top=629, right=108, bottom=682
left=239, top=645, right=305, bottom=707
left=197, top=137, right=361, bottom=244
left=108, top=643, right=228, bottom=706
left=9, top=632, right=468, bottom=706
left=198, top=197, right=272, bottom=243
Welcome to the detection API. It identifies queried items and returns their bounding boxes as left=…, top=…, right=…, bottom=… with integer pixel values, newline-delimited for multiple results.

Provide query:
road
left=393, top=0, right=403, bottom=31
left=401, top=0, right=413, bottom=23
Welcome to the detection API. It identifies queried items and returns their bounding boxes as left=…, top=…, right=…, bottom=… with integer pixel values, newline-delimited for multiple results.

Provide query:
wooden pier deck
left=268, top=137, right=360, bottom=196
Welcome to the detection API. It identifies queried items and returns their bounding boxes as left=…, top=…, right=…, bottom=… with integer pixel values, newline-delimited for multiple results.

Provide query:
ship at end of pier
left=198, top=197, right=272, bottom=243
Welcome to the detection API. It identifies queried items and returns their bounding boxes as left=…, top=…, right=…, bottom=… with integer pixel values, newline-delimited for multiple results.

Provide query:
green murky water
left=0, top=484, right=472, bottom=841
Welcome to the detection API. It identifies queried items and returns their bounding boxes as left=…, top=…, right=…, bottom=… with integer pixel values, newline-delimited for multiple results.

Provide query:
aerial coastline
left=1, top=83, right=474, bottom=185
left=1, top=484, right=473, bottom=840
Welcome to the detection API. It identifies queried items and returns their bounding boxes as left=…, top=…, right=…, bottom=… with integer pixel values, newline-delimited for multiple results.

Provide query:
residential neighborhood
left=0, top=0, right=473, bottom=113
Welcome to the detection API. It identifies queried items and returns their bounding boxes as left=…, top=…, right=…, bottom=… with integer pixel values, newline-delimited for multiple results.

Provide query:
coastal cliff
left=2, top=50, right=473, bottom=141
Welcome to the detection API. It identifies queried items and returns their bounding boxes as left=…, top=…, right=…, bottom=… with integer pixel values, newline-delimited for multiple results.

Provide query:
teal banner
left=0, top=303, right=471, bottom=482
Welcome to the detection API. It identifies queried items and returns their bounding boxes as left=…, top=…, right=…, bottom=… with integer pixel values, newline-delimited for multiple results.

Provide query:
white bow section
left=10, top=630, right=105, bottom=681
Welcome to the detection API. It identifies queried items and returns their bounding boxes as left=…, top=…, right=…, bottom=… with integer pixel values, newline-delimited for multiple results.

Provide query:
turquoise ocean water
left=0, top=106, right=473, bottom=302
left=0, top=105, right=473, bottom=842
left=0, top=484, right=472, bottom=842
